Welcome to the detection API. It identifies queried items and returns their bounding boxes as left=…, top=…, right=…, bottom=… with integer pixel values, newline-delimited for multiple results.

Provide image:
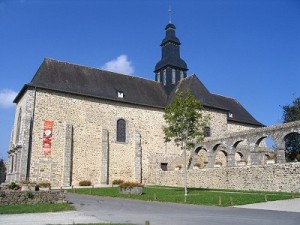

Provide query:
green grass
left=68, top=186, right=299, bottom=207
left=0, top=203, right=75, bottom=214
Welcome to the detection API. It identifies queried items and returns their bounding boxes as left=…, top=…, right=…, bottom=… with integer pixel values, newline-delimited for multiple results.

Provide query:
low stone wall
left=0, top=190, right=66, bottom=205
left=148, top=162, right=300, bottom=192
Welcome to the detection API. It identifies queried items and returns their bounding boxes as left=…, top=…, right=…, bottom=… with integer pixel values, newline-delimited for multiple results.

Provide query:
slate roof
left=25, top=59, right=168, bottom=108
left=15, top=58, right=263, bottom=127
left=168, top=75, right=227, bottom=110
left=212, top=94, right=264, bottom=126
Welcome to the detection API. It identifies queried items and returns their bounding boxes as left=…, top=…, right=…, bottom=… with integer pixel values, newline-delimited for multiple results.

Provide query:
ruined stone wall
left=0, top=190, right=66, bottom=205
left=148, top=162, right=300, bottom=192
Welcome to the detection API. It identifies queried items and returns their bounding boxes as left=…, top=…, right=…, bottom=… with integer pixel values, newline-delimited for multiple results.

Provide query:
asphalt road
left=0, top=193, right=299, bottom=225
left=66, top=193, right=300, bottom=225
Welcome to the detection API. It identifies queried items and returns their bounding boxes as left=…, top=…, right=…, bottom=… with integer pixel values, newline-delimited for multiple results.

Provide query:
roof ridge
left=212, top=93, right=238, bottom=101
left=44, top=58, right=158, bottom=84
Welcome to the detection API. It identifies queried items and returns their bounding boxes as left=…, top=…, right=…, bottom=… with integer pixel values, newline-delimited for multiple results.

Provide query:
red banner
left=43, top=120, right=53, bottom=156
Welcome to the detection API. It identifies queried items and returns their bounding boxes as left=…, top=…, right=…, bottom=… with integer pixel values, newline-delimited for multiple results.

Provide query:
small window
left=172, top=69, right=176, bottom=84
left=163, top=69, right=166, bottom=86
left=157, top=72, right=161, bottom=82
left=161, top=163, right=168, bottom=171
left=203, top=126, right=211, bottom=137
left=117, top=91, right=124, bottom=98
left=228, top=112, right=233, bottom=118
left=117, top=119, right=126, bottom=142
left=180, top=70, right=184, bottom=80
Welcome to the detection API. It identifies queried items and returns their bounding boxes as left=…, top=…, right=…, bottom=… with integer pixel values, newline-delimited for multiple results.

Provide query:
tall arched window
left=117, top=119, right=126, bottom=142
left=15, top=109, right=22, bottom=144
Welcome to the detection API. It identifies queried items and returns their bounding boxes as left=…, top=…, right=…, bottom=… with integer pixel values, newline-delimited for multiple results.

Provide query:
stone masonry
left=6, top=87, right=300, bottom=191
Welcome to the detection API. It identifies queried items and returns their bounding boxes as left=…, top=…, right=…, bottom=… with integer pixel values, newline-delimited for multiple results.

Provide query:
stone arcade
left=5, top=22, right=300, bottom=190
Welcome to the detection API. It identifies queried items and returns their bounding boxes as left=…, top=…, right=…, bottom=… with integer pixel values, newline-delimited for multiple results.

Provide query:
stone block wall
left=8, top=88, right=260, bottom=187
left=29, top=89, right=185, bottom=186
left=0, top=190, right=66, bottom=205
left=148, top=162, right=300, bottom=192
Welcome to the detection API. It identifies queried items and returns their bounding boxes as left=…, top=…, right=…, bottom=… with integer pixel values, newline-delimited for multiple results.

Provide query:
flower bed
left=119, top=181, right=144, bottom=195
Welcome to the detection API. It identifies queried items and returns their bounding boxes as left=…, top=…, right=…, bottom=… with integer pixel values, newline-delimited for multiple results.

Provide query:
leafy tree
left=164, top=90, right=209, bottom=150
left=0, top=157, right=6, bottom=184
left=163, top=90, right=209, bottom=199
left=282, top=97, right=300, bottom=161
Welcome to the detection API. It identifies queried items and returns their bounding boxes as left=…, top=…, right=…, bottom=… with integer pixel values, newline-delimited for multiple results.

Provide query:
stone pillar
left=227, top=153, right=235, bottom=167
left=276, top=141, right=286, bottom=164
left=134, top=133, right=142, bottom=182
left=62, top=124, right=73, bottom=187
left=249, top=143, right=260, bottom=165
left=207, top=155, right=215, bottom=168
left=6, top=154, right=13, bottom=183
left=101, top=129, right=109, bottom=184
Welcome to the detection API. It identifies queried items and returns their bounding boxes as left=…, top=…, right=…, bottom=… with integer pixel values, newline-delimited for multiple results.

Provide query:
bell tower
left=154, top=22, right=188, bottom=94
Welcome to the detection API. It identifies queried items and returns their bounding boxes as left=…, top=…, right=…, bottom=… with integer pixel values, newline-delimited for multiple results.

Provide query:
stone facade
left=6, top=86, right=260, bottom=187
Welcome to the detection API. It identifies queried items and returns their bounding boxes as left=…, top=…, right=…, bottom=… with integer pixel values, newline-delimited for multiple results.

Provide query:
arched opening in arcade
left=213, top=144, right=227, bottom=167
left=284, top=132, right=300, bottom=162
left=193, top=147, right=208, bottom=169
left=233, top=140, right=249, bottom=166
left=256, top=136, right=277, bottom=164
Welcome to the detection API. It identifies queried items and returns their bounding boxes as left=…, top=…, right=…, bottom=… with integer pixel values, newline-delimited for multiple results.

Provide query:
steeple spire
left=154, top=22, right=188, bottom=94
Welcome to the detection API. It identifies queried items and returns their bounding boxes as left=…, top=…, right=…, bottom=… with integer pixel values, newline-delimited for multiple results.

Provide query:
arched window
left=15, top=109, right=22, bottom=144
left=117, top=119, right=126, bottom=142
left=203, top=126, right=211, bottom=137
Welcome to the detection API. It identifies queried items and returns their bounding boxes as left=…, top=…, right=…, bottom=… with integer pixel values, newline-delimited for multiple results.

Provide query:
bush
left=119, top=181, right=144, bottom=189
left=26, top=192, right=34, bottom=199
left=112, top=179, right=124, bottom=185
left=8, top=182, right=20, bottom=190
left=38, top=182, right=51, bottom=188
left=79, top=180, right=92, bottom=186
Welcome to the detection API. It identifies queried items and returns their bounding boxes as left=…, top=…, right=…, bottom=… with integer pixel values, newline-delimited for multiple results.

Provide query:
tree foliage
left=282, top=97, right=300, bottom=161
left=163, top=90, right=209, bottom=150
left=0, top=158, right=6, bottom=184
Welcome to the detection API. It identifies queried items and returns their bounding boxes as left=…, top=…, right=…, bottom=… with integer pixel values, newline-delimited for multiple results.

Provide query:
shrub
left=79, top=180, right=92, bottom=186
left=38, top=182, right=51, bottom=188
left=119, top=181, right=144, bottom=189
left=26, top=192, right=34, bottom=199
left=8, top=182, right=20, bottom=190
left=112, top=179, right=124, bottom=185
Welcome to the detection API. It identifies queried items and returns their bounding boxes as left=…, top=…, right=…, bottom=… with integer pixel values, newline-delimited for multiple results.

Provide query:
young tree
left=0, top=157, right=6, bottom=184
left=163, top=90, right=209, bottom=199
left=282, top=97, right=300, bottom=161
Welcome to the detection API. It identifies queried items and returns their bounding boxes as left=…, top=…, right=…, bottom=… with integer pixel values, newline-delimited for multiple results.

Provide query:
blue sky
left=0, top=0, right=299, bottom=159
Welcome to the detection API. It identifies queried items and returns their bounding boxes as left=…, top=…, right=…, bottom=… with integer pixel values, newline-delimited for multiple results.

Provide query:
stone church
left=6, top=22, right=263, bottom=187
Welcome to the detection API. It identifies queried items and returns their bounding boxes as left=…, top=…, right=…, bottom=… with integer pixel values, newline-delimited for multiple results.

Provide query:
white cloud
left=0, top=89, right=17, bottom=109
left=102, top=55, right=134, bottom=75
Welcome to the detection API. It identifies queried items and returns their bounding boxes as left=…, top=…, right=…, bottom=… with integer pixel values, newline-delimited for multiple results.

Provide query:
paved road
left=0, top=193, right=299, bottom=225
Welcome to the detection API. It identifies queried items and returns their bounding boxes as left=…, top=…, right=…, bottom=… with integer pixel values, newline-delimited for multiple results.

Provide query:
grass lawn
left=0, top=203, right=75, bottom=214
left=68, top=186, right=299, bottom=207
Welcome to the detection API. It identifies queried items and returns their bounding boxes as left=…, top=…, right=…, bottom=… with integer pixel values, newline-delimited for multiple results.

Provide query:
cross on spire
left=168, top=6, right=172, bottom=23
